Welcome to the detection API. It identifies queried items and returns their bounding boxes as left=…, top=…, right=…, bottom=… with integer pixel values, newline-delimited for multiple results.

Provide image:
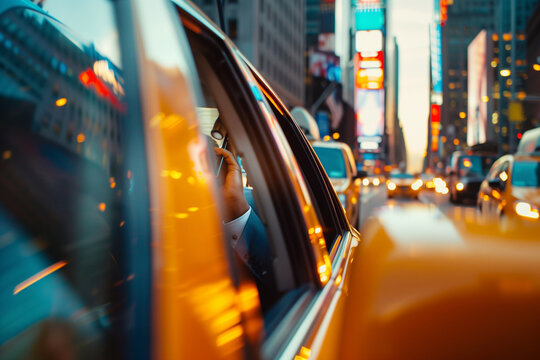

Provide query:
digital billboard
left=467, top=30, right=493, bottom=146
left=355, top=89, right=384, bottom=150
left=308, top=51, right=341, bottom=82
left=354, top=0, right=385, bottom=152
left=430, top=22, right=443, bottom=96
left=355, top=8, right=384, bottom=31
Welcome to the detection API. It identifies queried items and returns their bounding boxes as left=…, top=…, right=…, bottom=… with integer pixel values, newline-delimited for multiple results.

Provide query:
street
left=359, top=184, right=478, bottom=231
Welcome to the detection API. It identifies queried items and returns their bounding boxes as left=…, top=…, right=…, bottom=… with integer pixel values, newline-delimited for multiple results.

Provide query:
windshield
left=458, top=155, right=495, bottom=176
left=314, top=147, right=347, bottom=178
left=512, top=161, right=540, bottom=187
left=390, top=173, right=414, bottom=179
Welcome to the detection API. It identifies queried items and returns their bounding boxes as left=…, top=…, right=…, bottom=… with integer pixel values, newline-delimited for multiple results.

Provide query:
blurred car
left=477, top=153, right=540, bottom=223
left=0, top=1, right=360, bottom=359
left=312, top=141, right=361, bottom=227
left=448, top=151, right=497, bottom=204
left=363, top=175, right=383, bottom=187
left=386, top=172, right=423, bottom=199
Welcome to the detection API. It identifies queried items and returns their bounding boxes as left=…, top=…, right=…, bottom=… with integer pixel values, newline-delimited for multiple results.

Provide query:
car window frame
left=245, top=67, right=350, bottom=251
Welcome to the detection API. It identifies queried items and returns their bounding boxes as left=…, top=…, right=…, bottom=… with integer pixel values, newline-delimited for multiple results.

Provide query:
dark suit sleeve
left=239, top=209, right=278, bottom=310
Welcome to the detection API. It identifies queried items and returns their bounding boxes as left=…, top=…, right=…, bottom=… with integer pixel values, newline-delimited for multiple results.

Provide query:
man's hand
left=214, top=148, right=250, bottom=222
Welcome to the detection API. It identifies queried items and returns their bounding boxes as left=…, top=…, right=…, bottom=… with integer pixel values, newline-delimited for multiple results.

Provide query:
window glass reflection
left=0, top=4, right=130, bottom=358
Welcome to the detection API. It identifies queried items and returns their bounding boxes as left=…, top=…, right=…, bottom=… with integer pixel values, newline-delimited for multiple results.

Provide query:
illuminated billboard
left=354, top=0, right=385, bottom=152
left=355, top=89, right=384, bottom=150
left=430, top=22, right=443, bottom=96
left=355, top=8, right=384, bottom=31
left=467, top=30, right=493, bottom=146
left=431, top=104, right=441, bottom=151
left=309, top=51, right=341, bottom=82
left=355, top=30, right=383, bottom=52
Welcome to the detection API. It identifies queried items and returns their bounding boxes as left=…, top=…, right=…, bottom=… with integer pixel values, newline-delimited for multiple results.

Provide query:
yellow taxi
left=386, top=172, right=423, bottom=199
left=0, top=0, right=359, bottom=359
left=340, top=203, right=540, bottom=359
left=311, top=141, right=362, bottom=227
left=477, top=153, right=540, bottom=223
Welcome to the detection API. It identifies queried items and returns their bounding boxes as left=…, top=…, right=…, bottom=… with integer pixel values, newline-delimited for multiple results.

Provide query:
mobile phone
left=216, top=135, right=229, bottom=178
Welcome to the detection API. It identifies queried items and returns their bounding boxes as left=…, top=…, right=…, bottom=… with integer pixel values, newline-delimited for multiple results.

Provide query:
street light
left=500, top=69, right=511, bottom=77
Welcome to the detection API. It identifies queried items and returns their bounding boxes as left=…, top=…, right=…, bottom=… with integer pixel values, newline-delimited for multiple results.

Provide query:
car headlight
left=387, top=182, right=396, bottom=191
left=514, top=201, right=540, bottom=220
left=338, top=193, right=347, bottom=208
left=456, top=182, right=465, bottom=191
left=362, top=178, right=370, bottom=186
left=373, top=178, right=380, bottom=186
left=411, top=179, right=423, bottom=191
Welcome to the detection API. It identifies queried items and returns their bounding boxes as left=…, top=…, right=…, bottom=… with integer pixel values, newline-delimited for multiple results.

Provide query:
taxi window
left=0, top=2, right=145, bottom=358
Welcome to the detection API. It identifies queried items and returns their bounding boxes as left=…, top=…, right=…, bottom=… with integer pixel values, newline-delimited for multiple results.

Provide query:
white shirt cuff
left=224, top=207, right=251, bottom=248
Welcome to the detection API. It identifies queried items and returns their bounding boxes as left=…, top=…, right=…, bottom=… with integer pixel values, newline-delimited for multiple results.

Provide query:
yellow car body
left=478, top=154, right=540, bottom=224
left=340, top=203, right=540, bottom=359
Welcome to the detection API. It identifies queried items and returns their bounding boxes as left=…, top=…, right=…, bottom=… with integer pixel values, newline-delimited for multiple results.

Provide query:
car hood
left=511, top=187, right=540, bottom=206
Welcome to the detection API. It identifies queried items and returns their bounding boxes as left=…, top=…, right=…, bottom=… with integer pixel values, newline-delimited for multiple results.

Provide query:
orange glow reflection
left=98, top=202, right=106, bottom=212
left=55, top=98, right=67, bottom=107
left=216, top=324, right=243, bottom=347
left=77, top=133, right=86, bottom=143
left=13, top=261, right=67, bottom=295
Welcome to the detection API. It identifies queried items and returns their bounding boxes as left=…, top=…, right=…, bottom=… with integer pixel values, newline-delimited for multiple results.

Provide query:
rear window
left=512, top=161, right=540, bottom=187
left=313, top=147, right=347, bottom=178
left=458, top=155, right=495, bottom=176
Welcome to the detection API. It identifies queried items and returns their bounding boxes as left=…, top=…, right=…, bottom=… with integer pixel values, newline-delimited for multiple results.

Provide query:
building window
left=228, top=18, right=238, bottom=40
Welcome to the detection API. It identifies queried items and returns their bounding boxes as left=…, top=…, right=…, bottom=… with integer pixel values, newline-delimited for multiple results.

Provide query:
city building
left=191, top=0, right=305, bottom=107
left=441, top=0, right=538, bottom=159
left=441, top=0, right=497, bottom=159
left=0, top=8, right=123, bottom=175
left=525, top=1, right=540, bottom=128
left=493, top=0, right=538, bottom=152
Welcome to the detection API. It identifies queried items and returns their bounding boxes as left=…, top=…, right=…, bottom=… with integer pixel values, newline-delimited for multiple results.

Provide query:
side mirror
left=488, top=180, right=502, bottom=190
left=355, top=170, right=368, bottom=179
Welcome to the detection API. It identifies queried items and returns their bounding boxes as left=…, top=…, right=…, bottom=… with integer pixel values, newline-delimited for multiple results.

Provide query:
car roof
left=311, top=140, right=350, bottom=150
left=513, top=154, right=540, bottom=162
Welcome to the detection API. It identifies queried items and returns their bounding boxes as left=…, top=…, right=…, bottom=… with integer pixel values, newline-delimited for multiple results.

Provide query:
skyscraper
left=191, top=0, right=305, bottom=106
left=441, top=0, right=538, bottom=158
left=441, top=0, right=497, bottom=157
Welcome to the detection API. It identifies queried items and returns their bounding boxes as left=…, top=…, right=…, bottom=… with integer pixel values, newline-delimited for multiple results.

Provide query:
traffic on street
left=1, top=0, right=539, bottom=359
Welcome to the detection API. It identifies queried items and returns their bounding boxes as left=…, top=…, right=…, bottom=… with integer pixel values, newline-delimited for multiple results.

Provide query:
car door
left=175, top=4, right=359, bottom=359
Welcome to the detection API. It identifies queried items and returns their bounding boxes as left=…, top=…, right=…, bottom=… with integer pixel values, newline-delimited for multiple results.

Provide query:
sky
left=391, top=0, right=434, bottom=173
